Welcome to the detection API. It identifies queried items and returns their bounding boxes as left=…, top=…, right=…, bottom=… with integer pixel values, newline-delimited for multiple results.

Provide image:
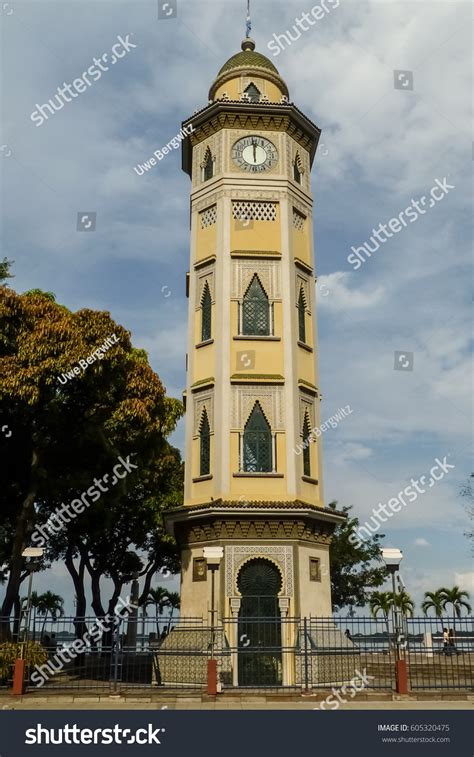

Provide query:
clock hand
left=252, top=139, right=257, bottom=163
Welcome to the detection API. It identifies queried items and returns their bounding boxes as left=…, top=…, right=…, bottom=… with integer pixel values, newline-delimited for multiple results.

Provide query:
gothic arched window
left=302, top=413, right=311, bottom=477
left=244, top=83, right=261, bottom=102
left=203, top=148, right=214, bottom=181
left=201, top=282, right=212, bottom=342
left=298, top=287, right=306, bottom=343
left=243, top=403, right=272, bottom=473
left=199, top=410, right=211, bottom=476
left=242, top=275, right=270, bottom=336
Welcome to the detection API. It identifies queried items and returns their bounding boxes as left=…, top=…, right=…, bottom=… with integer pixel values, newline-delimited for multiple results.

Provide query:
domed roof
left=218, top=41, right=279, bottom=76
left=209, top=38, right=289, bottom=101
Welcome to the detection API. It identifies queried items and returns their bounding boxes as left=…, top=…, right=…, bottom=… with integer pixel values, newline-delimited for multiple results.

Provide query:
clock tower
left=165, top=35, right=346, bottom=684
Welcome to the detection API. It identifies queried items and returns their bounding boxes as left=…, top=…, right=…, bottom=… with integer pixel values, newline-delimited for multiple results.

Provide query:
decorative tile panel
left=225, top=545, right=294, bottom=597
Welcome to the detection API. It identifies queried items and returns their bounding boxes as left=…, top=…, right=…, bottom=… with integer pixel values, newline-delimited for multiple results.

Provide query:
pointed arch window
left=298, top=287, right=306, bottom=343
left=242, top=275, right=270, bottom=336
left=302, top=413, right=311, bottom=477
left=244, top=83, right=261, bottom=102
left=243, top=403, right=272, bottom=473
left=203, top=148, right=214, bottom=181
left=199, top=410, right=211, bottom=476
left=293, top=153, right=303, bottom=184
left=201, top=282, right=212, bottom=342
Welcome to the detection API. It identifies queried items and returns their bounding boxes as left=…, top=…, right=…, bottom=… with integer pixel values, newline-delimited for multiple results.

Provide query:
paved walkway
left=1, top=695, right=472, bottom=710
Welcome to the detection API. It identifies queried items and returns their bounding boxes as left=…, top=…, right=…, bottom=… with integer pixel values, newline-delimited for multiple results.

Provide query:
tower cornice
left=181, top=101, right=321, bottom=177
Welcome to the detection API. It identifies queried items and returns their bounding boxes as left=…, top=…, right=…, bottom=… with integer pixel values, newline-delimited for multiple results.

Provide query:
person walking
left=442, top=628, right=449, bottom=654
left=448, top=628, right=457, bottom=655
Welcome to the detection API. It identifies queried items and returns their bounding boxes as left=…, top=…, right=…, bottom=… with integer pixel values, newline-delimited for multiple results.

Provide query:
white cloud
left=454, top=572, right=474, bottom=594
left=414, top=538, right=430, bottom=547
left=318, top=272, right=386, bottom=310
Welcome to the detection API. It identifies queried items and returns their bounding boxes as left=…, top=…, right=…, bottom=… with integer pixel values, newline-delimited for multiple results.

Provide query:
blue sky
left=2, top=0, right=472, bottom=615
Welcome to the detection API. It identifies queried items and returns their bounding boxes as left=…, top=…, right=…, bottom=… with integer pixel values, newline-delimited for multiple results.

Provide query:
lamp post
left=12, top=547, right=43, bottom=696
left=126, top=572, right=140, bottom=650
left=21, top=547, right=44, bottom=642
left=203, top=546, right=223, bottom=695
left=381, top=547, right=408, bottom=694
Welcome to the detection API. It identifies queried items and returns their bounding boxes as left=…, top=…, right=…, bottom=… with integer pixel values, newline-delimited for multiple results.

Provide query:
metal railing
left=0, top=614, right=472, bottom=692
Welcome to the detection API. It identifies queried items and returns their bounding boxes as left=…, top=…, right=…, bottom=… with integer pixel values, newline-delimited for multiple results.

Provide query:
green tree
left=369, top=591, right=393, bottom=642
left=394, top=591, right=414, bottom=617
left=421, top=590, right=446, bottom=637
left=145, top=588, right=170, bottom=636
left=0, top=258, right=13, bottom=286
left=36, top=591, right=64, bottom=635
left=165, top=591, right=180, bottom=632
left=0, top=287, right=183, bottom=634
left=328, top=504, right=387, bottom=611
left=440, top=586, right=471, bottom=630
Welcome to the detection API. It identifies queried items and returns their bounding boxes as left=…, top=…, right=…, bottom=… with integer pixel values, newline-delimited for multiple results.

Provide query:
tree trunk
left=0, top=448, right=39, bottom=639
left=65, top=546, right=88, bottom=639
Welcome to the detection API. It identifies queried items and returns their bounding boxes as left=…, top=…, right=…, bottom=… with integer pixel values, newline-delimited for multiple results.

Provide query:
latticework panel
left=200, top=205, right=217, bottom=228
left=292, top=208, right=306, bottom=231
left=232, top=201, right=277, bottom=222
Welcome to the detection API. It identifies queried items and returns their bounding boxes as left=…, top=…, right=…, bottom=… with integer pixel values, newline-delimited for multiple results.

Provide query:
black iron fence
left=0, top=615, right=472, bottom=692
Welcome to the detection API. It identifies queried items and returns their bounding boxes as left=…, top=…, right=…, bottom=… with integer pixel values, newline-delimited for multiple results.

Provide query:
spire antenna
left=246, top=0, right=252, bottom=38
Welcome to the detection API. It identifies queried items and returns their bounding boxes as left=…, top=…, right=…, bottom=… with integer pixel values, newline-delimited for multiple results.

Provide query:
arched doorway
left=237, top=558, right=282, bottom=686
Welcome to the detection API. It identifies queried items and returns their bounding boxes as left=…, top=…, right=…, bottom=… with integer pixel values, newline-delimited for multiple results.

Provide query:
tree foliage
left=0, top=287, right=184, bottom=629
left=328, top=503, right=387, bottom=611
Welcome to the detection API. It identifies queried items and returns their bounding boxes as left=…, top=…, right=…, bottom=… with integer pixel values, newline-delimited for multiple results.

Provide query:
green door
left=237, top=559, right=282, bottom=686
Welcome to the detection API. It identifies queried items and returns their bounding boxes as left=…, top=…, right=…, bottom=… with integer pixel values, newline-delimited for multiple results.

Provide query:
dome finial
left=242, top=37, right=255, bottom=52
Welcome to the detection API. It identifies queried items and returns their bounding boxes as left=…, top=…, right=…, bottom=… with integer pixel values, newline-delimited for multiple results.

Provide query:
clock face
left=232, top=135, right=278, bottom=172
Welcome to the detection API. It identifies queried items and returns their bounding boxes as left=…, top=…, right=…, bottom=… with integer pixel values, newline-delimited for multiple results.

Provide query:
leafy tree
left=394, top=591, right=414, bottom=617
left=369, top=591, right=393, bottom=640
left=440, top=586, right=471, bottom=630
left=0, top=287, right=183, bottom=635
left=0, top=258, right=13, bottom=286
left=421, top=590, right=446, bottom=635
left=165, top=591, right=180, bottom=632
left=24, top=591, right=64, bottom=636
left=145, top=587, right=170, bottom=636
left=328, top=503, right=387, bottom=611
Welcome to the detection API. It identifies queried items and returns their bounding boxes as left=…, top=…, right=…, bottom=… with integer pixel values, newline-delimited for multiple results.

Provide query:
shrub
left=0, top=642, right=48, bottom=683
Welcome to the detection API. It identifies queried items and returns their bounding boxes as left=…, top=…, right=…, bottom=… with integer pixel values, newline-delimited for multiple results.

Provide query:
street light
left=203, top=546, right=223, bottom=695
left=381, top=547, right=407, bottom=694
left=21, top=547, right=44, bottom=642
left=12, top=547, right=44, bottom=697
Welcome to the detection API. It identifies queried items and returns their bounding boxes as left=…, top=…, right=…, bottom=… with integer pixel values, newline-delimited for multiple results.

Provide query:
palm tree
left=395, top=591, right=415, bottom=644
left=145, top=588, right=170, bottom=636
left=165, top=592, right=180, bottom=633
left=439, top=586, right=472, bottom=632
left=369, top=591, right=393, bottom=644
left=36, top=592, right=64, bottom=636
left=421, top=590, right=446, bottom=642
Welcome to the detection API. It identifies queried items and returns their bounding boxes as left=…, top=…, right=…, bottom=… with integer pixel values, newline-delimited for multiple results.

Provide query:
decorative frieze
left=231, top=258, right=281, bottom=301
left=225, top=545, right=294, bottom=597
left=231, top=384, right=284, bottom=431
left=176, top=517, right=334, bottom=548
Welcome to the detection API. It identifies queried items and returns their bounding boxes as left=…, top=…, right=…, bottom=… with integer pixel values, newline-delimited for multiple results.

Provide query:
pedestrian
left=442, top=628, right=449, bottom=654
left=448, top=628, right=457, bottom=655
